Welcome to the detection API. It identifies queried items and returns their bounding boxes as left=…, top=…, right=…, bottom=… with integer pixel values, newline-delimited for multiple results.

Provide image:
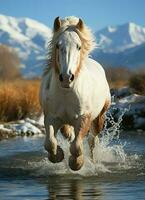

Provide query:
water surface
left=0, top=131, right=145, bottom=200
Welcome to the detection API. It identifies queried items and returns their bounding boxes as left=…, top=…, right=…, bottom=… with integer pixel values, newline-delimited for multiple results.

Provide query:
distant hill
left=0, top=14, right=145, bottom=77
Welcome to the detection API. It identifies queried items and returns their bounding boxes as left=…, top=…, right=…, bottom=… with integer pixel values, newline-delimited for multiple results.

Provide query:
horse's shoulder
left=84, top=58, right=105, bottom=75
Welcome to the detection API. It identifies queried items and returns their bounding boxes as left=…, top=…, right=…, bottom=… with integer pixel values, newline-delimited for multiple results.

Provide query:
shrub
left=105, top=66, right=132, bottom=88
left=0, top=79, right=41, bottom=122
left=0, top=45, right=21, bottom=80
left=129, top=72, right=145, bottom=95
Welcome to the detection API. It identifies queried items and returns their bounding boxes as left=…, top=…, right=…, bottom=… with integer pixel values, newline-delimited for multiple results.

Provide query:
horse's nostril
left=70, top=74, right=74, bottom=82
left=59, top=74, right=63, bottom=82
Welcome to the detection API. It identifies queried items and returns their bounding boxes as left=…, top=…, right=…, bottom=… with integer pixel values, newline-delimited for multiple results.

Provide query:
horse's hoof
left=48, top=146, right=64, bottom=163
left=69, top=155, right=84, bottom=171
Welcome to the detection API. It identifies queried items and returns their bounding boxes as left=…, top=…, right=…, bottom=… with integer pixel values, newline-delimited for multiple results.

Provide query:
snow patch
left=8, top=121, right=41, bottom=135
left=0, top=117, right=45, bottom=139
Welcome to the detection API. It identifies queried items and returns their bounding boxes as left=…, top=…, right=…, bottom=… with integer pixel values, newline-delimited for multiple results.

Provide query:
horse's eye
left=77, top=44, right=81, bottom=50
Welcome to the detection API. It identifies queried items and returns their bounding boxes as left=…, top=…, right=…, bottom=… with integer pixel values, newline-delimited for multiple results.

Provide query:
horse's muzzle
left=59, top=73, right=74, bottom=88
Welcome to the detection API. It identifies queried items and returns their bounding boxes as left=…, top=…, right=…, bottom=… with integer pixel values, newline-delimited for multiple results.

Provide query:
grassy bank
left=0, top=79, right=41, bottom=122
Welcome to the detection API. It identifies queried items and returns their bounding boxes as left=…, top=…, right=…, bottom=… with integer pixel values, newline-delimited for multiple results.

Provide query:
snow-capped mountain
left=0, top=14, right=52, bottom=77
left=93, top=22, right=145, bottom=68
left=122, top=42, right=145, bottom=67
left=92, top=42, right=145, bottom=69
left=0, top=14, right=145, bottom=76
left=95, top=22, right=145, bottom=53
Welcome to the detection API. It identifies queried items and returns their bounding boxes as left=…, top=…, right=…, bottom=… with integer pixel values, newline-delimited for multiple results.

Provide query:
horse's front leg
left=69, top=114, right=92, bottom=171
left=44, top=116, right=64, bottom=163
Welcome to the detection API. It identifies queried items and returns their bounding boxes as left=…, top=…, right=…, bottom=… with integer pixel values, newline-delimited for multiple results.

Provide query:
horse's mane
left=44, top=16, right=96, bottom=76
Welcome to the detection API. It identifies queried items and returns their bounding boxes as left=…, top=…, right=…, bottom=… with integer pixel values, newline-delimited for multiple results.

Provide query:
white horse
left=40, top=16, right=111, bottom=171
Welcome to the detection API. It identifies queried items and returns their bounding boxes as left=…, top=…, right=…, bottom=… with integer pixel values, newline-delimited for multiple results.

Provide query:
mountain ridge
left=0, top=14, right=145, bottom=77
left=95, top=22, right=145, bottom=53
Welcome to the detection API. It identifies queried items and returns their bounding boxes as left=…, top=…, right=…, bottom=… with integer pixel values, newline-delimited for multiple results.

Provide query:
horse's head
left=53, top=17, right=84, bottom=88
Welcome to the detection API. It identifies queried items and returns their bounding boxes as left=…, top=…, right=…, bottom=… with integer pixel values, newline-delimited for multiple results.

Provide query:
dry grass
left=129, top=72, right=145, bottom=95
left=108, top=80, right=129, bottom=89
left=0, top=78, right=128, bottom=122
left=0, top=79, right=41, bottom=122
left=105, top=66, right=131, bottom=89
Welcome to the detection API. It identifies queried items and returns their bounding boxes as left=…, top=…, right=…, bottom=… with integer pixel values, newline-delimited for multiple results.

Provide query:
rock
left=111, top=87, right=133, bottom=100
left=0, top=117, right=45, bottom=140
left=0, top=125, right=15, bottom=140
left=111, top=93, right=145, bottom=130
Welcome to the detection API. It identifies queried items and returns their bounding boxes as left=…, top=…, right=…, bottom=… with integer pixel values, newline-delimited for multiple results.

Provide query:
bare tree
left=0, top=45, right=21, bottom=80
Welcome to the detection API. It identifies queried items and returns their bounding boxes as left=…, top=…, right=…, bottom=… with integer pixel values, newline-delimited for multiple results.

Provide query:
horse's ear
left=76, top=18, right=84, bottom=31
left=53, top=17, right=61, bottom=32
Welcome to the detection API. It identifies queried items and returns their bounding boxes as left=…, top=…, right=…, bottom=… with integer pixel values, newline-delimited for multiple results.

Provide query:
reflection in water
left=45, top=177, right=102, bottom=200
left=0, top=131, right=145, bottom=199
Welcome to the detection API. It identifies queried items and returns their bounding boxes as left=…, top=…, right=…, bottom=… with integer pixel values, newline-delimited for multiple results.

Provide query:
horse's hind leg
left=44, top=116, right=64, bottom=163
left=88, top=113, right=105, bottom=159
left=69, top=114, right=92, bottom=171
left=60, top=124, right=74, bottom=141
left=88, top=100, right=110, bottom=159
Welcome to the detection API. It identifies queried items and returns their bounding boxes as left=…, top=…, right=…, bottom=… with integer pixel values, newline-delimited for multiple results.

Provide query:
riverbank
left=0, top=117, right=45, bottom=140
left=0, top=87, right=145, bottom=140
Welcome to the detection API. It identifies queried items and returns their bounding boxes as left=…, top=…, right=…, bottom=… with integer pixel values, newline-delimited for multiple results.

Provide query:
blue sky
left=0, top=0, right=145, bottom=31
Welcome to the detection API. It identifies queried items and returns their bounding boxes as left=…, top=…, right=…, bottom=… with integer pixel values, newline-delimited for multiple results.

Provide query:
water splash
left=3, top=101, right=140, bottom=178
left=94, top=108, right=128, bottom=163
left=27, top=107, right=143, bottom=177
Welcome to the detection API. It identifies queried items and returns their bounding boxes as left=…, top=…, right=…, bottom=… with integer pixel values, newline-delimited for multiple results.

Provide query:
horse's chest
left=56, top=95, right=81, bottom=120
left=48, top=91, right=89, bottom=121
